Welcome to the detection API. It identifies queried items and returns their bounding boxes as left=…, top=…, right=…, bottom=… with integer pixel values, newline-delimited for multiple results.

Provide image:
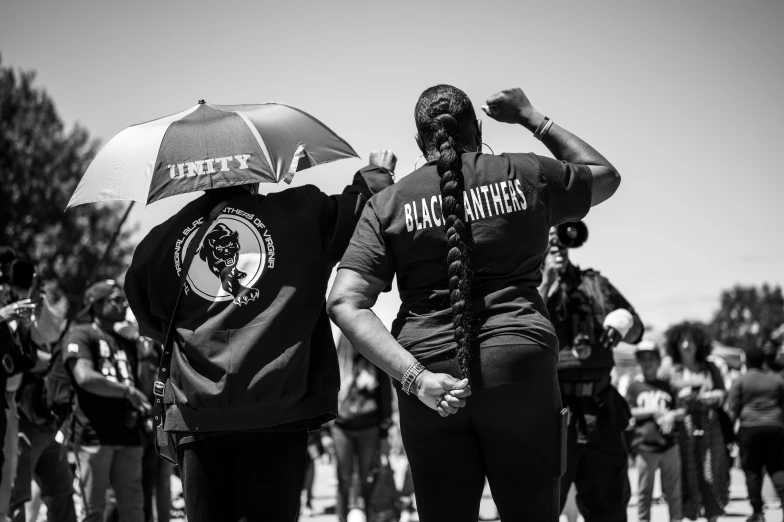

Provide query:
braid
left=433, top=114, right=474, bottom=380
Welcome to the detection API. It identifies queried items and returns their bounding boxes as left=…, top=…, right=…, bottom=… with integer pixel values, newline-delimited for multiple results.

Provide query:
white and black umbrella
left=67, top=100, right=358, bottom=208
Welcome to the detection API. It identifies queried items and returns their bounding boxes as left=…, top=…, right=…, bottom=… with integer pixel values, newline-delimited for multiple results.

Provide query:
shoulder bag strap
left=152, top=198, right=231, bottom=444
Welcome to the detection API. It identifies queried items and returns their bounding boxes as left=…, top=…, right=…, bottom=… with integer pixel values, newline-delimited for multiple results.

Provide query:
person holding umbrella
left=64, top=101, right=425, bottom=520
left=327, top=85, right=622, bottom=521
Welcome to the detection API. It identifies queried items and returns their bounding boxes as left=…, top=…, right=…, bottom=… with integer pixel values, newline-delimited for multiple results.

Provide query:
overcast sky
left=2, top=0, right=782, bottom=332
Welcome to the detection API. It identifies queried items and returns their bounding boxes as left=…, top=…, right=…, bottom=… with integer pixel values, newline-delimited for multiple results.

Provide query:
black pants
left=560, top=387, right=631, bottom=522
left=142, top=438, right=173, bottom=522
left=176, top=430, right=308, bottom=522
left=739, top=425, right=784, bottom=514
left=397, top=344, right=562, bottom=522
left=17, top=416, right=76, bottom=522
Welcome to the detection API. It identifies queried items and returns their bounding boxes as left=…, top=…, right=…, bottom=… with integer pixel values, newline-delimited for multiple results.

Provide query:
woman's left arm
left=327, top=269, right=471, bottom=416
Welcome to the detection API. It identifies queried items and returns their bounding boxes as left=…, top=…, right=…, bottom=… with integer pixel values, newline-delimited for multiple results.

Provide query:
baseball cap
left=77, top=280, right=123, bottom=320
left=83, top=280, right=122, bottom=307
left=635, top=339, right=660, bottom=355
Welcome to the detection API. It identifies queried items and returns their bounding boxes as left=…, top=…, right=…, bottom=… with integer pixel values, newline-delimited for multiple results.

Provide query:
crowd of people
left=0, top=82, right=783, bottom=522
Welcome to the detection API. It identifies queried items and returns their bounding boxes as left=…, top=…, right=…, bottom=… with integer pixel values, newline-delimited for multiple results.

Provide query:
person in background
left=540, top=227, right=644, bottom=522
left=727, top=345, right=784, bottom=522
left=63, top=280, right=150, bottom=522
left=114, top=322, right=172, bottom=522
left=663, top=321, right=730, bottom=522
left=332, top=334, right=393, bottom=522
left=300, top=429, right=328, bottom=518
left=626, top=340, right=683, bottom=522
left=0, top=254, right=55, bottom=521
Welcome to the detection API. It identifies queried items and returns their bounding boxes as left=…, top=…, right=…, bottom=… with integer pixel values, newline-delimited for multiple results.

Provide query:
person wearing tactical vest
left=540, top=227, right=643, bottom=522
left=62, top=280, right=151, bottom=522
left=329, top=85, right=623, bottom=521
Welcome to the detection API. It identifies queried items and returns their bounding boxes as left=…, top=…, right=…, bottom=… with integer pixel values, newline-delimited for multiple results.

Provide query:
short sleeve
left=338, top=198, right=394, bottom=283
left=537, top=155, right=593, bottom=226
left=62, top=327, right=94, bottom=365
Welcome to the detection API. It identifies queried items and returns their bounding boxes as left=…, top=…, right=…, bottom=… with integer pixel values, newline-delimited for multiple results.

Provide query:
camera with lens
left=554, top=221, right=589, bottom=249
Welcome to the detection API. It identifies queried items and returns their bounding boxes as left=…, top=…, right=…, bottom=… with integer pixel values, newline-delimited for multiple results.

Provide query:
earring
left=413, top=155, right=426, bottom=171
left=481, top=143, right=495, bottom=155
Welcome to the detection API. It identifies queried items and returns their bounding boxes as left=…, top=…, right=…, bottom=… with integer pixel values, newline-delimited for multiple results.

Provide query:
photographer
left=62, top=280, right=150, bottom=522
left=540, top=224, right=643, bottom=522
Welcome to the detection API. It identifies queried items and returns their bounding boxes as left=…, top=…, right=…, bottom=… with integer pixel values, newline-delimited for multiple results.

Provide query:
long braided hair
left=414, top=85, right=476, bottom=380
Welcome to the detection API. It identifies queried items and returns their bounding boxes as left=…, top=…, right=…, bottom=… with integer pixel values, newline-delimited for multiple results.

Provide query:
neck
left=93, top=316, right=116, bottom=333
left=682, top=357, right=699, bottom=371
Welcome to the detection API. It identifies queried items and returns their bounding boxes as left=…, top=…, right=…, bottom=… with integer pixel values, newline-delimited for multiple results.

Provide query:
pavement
left=299, top=458, right=782, bottom=522
left=36, top=455, right=781, bottom=521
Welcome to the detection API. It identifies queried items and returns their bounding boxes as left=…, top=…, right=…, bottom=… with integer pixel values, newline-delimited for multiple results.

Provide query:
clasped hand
left=413, top=371, right=472, bottom=418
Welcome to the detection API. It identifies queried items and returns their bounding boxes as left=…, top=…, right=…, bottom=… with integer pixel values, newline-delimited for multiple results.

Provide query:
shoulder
left=63, top=324, right=97, bottom=349
left=369, top=170, right=433, bottom=214
left=580, top=267, right=606, bottom=282
left=497, top=152, right=538, bottom=170
left=626, top=380, right=643, bottom=393
left=133, top=196, right=210, bottom=263
left=66, top=323, right=95, bottom=339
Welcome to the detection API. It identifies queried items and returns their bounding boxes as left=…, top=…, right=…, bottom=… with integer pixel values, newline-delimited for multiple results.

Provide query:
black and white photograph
left=0, top=1, right=782, bottom=521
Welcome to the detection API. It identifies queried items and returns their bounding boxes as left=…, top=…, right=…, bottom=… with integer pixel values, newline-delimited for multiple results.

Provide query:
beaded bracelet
left=401, top=362, right=426, bottom=395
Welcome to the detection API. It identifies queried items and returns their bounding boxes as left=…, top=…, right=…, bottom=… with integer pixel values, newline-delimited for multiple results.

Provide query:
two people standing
left=126, top=82, right=623, bottom=522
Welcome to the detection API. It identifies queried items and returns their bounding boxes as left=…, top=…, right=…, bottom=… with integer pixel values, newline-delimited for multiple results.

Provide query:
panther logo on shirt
left=199, top=223, right=260, bottom=306
left=174, top=208, right=274, bottom=306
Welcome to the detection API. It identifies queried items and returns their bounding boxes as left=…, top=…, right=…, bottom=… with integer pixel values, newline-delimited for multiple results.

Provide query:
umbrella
left=66, top=101, right=359, bottom=208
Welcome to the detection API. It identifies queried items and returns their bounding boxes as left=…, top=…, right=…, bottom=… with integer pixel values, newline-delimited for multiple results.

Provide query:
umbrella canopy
left=67, top=101, right=358, bottom=208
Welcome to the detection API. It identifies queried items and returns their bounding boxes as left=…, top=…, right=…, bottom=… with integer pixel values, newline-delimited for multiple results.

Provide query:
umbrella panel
left=147, top=105, right=276, bottom=204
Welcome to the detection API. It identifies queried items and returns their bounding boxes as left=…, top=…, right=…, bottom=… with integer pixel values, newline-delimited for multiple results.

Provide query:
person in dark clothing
left=63, top=280, right=151, bottom=522
left=540, top=227, right=644, bottom=522
left=328, top=85, right=623, bottom=521
left=626, top=340, right=683, bottom=522
left=663, top=322, right=730, bottom=522
left=333, top=333, right=393, bottom=522
left=114, top=323, right=172, bottom=522
left=728, top=346, right=784, bottom=522
left=124, top=151, right=404, bottom=522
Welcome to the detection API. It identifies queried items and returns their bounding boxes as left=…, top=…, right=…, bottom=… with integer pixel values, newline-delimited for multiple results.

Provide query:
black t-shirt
left=625, top=379, right=677, bottom=452
left=63, top=323, right=141, bottom=446
left=339, top=152, right=592, bottom=359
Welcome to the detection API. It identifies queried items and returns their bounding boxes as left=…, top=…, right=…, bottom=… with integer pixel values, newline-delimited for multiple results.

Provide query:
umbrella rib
left=233, top=112, right=276, bottom=182
left=199, top=106, right=212, bottom=191
left=273, top=103, right=358, bottom=158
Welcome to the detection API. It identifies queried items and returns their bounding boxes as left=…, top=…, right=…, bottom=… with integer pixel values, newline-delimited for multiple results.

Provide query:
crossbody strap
left=152, top=198, right=231, bottom=443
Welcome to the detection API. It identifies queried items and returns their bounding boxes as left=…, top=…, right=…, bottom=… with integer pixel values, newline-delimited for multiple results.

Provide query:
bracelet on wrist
left=401, top=362, right=426, bottom=395
left=533, top=116, right=549, bottom=138
left=533, top=117, right=554, bottom=141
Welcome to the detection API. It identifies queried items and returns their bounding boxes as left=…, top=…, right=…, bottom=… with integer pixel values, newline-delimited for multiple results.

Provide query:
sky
left=1, top=0, right=782, bottom=332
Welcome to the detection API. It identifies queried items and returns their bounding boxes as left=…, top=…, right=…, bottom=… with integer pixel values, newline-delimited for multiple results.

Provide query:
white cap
left=635, top=339, right=659, bottom=354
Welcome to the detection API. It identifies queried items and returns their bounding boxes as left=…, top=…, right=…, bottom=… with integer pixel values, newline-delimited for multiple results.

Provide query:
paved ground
left=35, top=456, right=780, bottom=521
left=299, top=459, right=781, bottom=522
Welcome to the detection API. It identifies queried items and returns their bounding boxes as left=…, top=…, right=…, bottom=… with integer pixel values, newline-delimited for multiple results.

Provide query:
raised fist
left=482, top=88, right=537, bottom=125
left=369, top=150, right=397, bottom=172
